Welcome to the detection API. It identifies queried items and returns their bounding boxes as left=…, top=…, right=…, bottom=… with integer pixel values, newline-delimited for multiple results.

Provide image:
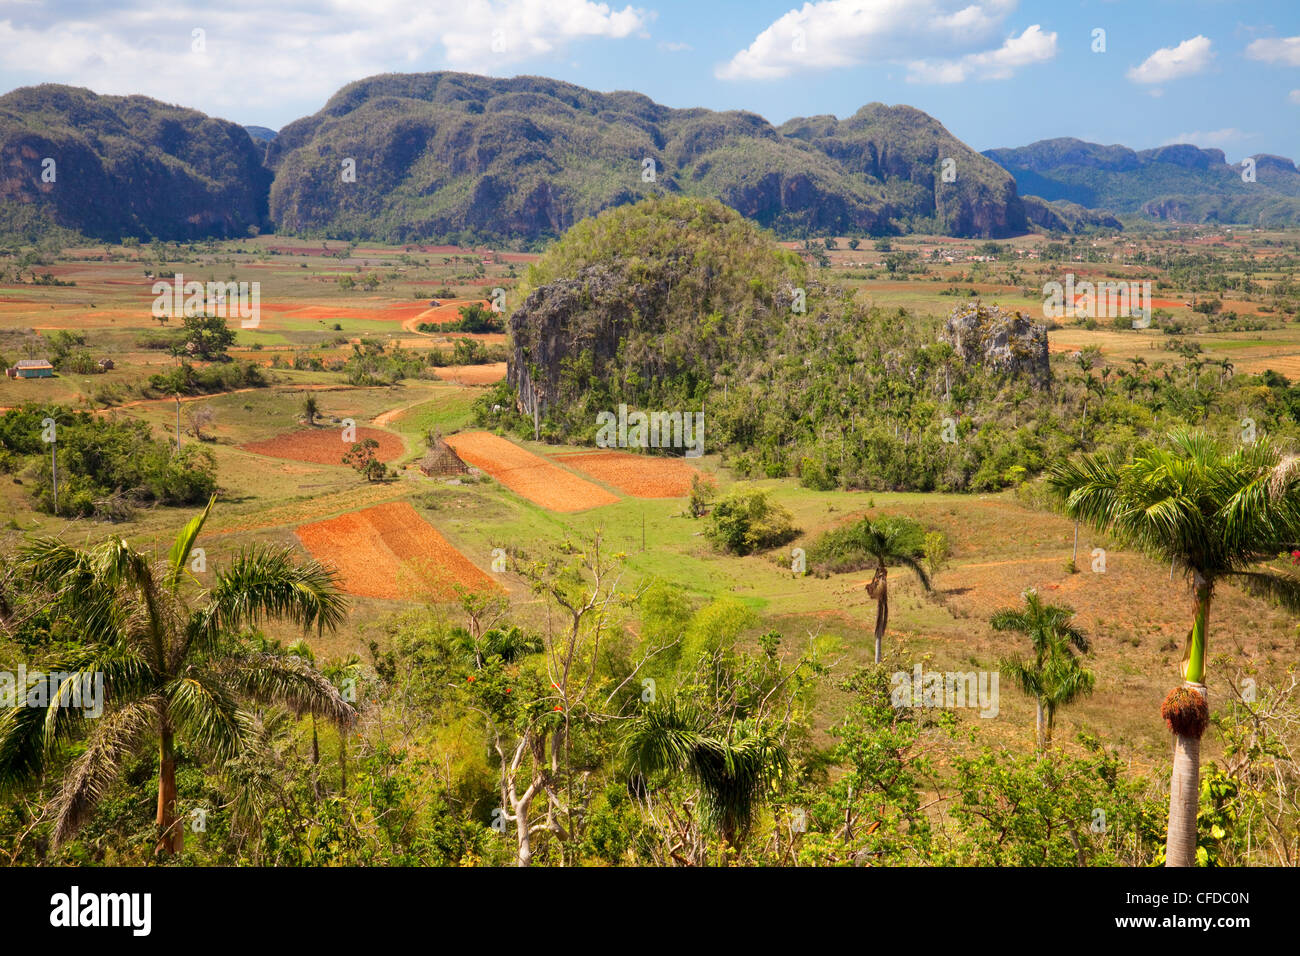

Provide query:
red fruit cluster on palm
left=1161, top=686, right=1210, bottom=739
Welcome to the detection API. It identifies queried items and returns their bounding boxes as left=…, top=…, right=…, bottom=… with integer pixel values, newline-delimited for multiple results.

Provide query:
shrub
left=705, top=485, right=798, bottom=555
left=343, top=438, right=390, bottom=482
left=449, top=302, right=504, bottom=333
left=688, top=473, right=716, bottom=518
left=0, top=404, right=216, bottom=517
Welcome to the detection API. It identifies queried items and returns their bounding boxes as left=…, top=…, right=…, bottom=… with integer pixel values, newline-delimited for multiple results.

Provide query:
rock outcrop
left=941, top=302, right=1050, bottom=388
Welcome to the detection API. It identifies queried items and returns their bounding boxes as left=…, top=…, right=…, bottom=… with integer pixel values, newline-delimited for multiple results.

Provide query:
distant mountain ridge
left=0, top=84, right=271, bottom=241
left=0, top=75, right=1067, bottom=244
left=265, top=71, right=1036, bottom=242
left=13, top=75, right=1286, bottom=244
left=984, top=137, right=1300, bottom=226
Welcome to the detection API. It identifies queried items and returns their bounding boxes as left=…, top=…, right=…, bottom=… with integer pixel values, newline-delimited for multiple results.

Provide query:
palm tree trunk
left=311, top=715, right=321, bottom=799
left=1165, top=573, right=1211, bottom=867
left=1045, top=705, right=1055, bottom=750
left=339, top=734, right=348, bottom=796
left=1035, top=699, right=1044, bottom=751
left=872, top=567, right=889, bottom=665
left=1166, top=682, right=1205, bottom=867
left=156, top=727, right=183, bottom=856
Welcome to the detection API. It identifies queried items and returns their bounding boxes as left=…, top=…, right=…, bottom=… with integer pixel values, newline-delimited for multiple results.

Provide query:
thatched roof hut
left=419, top=437, right=469, bottom=476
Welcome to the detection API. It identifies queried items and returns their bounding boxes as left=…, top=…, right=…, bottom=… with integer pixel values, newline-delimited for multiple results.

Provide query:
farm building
left=6, top=359, right=54, bottom=379
left=419, top=437, right=469, bottom=477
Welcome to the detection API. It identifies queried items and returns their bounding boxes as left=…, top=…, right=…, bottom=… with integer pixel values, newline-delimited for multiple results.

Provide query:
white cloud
left=1246, top=36, right=1300, bottom=67
left=1290, top=89, right=1300, bottom=104
left=1127, top=35, right=1213, bottom=85
left=657, top=40, right=691, bottom=52
left=906, top=24, right=1056, bottom=84
left=714, top=0, right=1052, bottom=83
left=1162, top=128, right=1249, bottom=149
left=0, top=0, right=648, bottom=120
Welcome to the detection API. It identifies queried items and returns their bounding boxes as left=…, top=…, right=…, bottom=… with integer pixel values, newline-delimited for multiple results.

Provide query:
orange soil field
left=256, top=301, right=432, bottom=323
left=433, top=362, right=506, bottom=384
left=207, top=483, right=412, bottom=535
left=400, top=299, right=492, bottom=335
left=549, top=451, right=700, bottom=497
left=240, top=426, right=404, bottom=464
left=444, top=431, right=620, bottom=512
left=296, top=501, right=495, bottom=600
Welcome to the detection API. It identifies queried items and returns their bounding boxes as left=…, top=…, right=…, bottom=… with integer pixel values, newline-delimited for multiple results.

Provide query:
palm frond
left=998, top=657, right=1044, bottom=698
left=0, top=701, right=51, bottom=788
left=164, top=670, right=244, bottom=761
left=51, top=696, right=160, bottom=848
left=622, top=698, right=705, bottom=777
left=1230, top=570, right=1300, bottom=615
left=895, top=554, right=932, bottom=591
left=165, top=494, right=216, bottom=591
left=198, top=547, right=348, bottom=643
left=218, top=653, right=356, bottom=727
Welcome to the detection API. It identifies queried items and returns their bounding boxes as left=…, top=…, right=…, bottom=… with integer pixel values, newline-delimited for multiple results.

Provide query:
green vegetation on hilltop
left=488, top=197, right=1300, bottom=494
left=0, top=85, right=270, bottom=241
left=268, top=72, right=1030, bottom=243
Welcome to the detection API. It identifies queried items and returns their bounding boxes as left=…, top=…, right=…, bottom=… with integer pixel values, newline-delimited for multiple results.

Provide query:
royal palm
left=0, top=497, right=354, bottom=855
left=858, top=517, right=932, bottom=664
left=1049, top=431, right=1300, bottom=866
left=991, top=591, right=1094, bottom=751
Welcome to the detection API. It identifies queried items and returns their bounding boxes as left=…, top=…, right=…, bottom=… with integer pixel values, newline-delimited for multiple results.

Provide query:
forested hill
left=487, top=195, right=1067, bottom=493
left=0, top=84, right=271, bottom=241
left=0, top=74, right=1051, bottom=244
left=984, top=137, right=1300, bottom=226
left=266, top=72, right=1033, bottom=242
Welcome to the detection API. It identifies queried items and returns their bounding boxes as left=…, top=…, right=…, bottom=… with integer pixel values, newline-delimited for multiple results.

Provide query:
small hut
left=419, top=436, right=469, bottom=477
left=7, top=358, right=53, bottom=379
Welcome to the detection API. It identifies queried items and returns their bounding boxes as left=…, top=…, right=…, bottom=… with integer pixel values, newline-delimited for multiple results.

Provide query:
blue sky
left=1, top=0, right=1298, bottom=159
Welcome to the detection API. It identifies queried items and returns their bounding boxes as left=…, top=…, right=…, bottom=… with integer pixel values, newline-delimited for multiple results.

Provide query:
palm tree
left=1078, top=373, right=1104, bottom=448
left=285, top=639, right=324, bottom=797
left=302, top=393, right=320, bottom=426
left=623, top=697, right=789, bottom=851
left=0, top=496, right=354, bottom=855
left=321, top=655, right=362, bottom=795
left=857, top=518, right=933, bottom=664
left=1048, top=431, right=1300, bottom=866
left=991, top=591, right=1094, bottom=750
